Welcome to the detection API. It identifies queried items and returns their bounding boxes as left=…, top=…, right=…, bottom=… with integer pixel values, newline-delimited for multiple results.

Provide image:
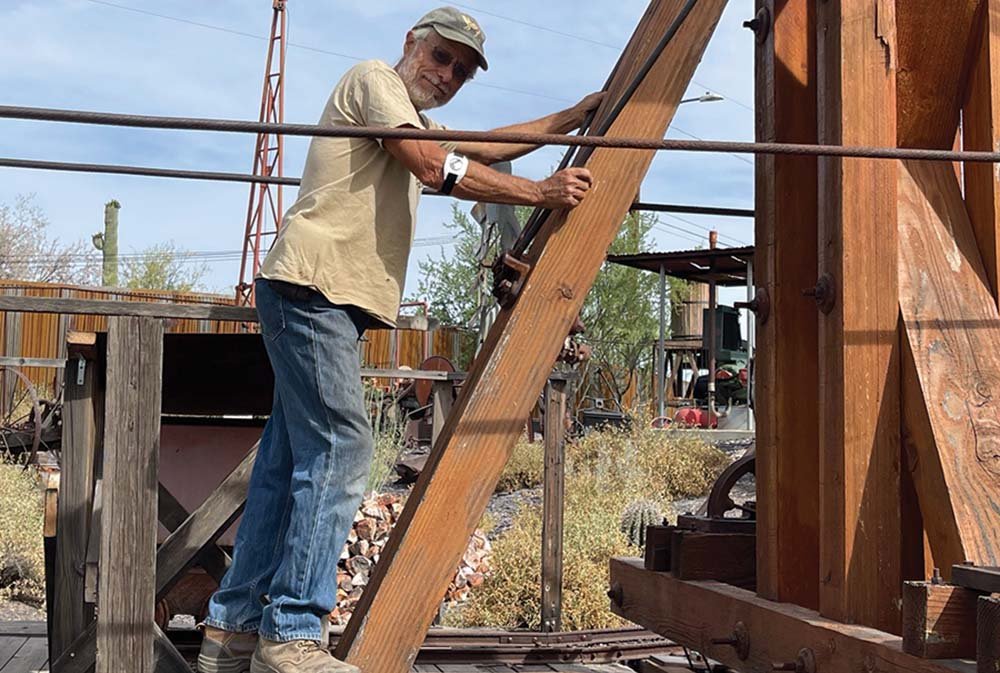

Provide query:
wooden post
left=431, top=379, right=454, bottom=446
left=333, top=3, right=729, bottom=670
left=753, top=0, right=820, bottom=610
left=816, top=0, right=901, bottom=633
left=51, top=335, right=101, bottom=668
left=901, top=581, right=978, bottom=659
left=964, top=0, right=1000, bottom=311
left=541, top=376, right=568, bottom=633
left=96, top=316, right=162, bottom=673
left=979, top=595, right=1000, bottom=673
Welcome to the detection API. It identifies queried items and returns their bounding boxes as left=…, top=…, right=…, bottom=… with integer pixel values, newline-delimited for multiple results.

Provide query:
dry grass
left=495, top=439, right=544, bottom=493
left=0, top=453, right=45, bottom=607
left=444, top=417, right=728, bottom=629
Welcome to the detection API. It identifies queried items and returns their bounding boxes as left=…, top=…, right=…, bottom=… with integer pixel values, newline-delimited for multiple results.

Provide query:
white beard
left=397, top=57, right=445, bottom=111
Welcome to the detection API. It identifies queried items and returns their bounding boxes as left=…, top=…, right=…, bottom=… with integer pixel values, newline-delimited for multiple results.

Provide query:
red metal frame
left=236, top=0, right=288, bottom=306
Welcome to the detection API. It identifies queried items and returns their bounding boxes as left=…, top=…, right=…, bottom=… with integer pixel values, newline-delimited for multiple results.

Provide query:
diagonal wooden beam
left=156, top=482, right=231, bottom=584
left=897, top=159, right=1000, bottom=570
left=335, top=2, right=729, bottom=671
left=896, top=0, right=983, bottom=149
left=964, top=0, right=1000, bottom=310
left=753, top=0, right=820, bottom=610
left=816, top=0, right=902, bottom=634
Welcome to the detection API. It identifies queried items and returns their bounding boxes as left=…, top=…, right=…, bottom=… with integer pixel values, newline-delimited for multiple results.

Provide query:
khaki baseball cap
left=413, top=7, right=489, bottom=71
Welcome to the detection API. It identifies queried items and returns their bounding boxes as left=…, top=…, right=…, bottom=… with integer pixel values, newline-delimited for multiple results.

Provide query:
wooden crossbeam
left=753, top=0, right=820, bottom=610
left=608, top=557, right=973, bottom=673
left=897, top=159, right=1000, bottom=570
left=901, top=581, right=978, bottom=659
left=964, top=0, right=1000, bottom=310
left=334, top=2, right=729, bottom=671
left=816, top=0, right=902, bottom=633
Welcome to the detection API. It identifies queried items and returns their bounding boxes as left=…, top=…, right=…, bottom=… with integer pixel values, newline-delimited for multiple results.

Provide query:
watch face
left=448, top=156, right=465, bottom=171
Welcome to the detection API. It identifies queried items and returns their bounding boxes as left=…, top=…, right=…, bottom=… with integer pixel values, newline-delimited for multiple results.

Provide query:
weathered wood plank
left=669, top=531, right=755, bottom=590
left=3, top=637, right=48, bottom=673
left=901, top=582, right=978, bottom=659
left=156, top=482, right=231, bottom=584
left=979, top=595, right=1000, bottom=673
left=897, top=160, right=1000, bottom=569
left=816, top=0, right=902, bottom=633
left=96, top=316, right=163, bottom=673
left=335, top=3, right=728, bottom=671
left=753, top=0, right=820, bottom=610
left=964, top=0, right=1000, bottom=310
left=0, top=637, right=28, bottom=671
left=896, top=0, right=982, bottom=150
left=0, top=294, right=427, bottom=329
left=51, top=344, right=100, bottom=664
left=541, top=378, right=567, bottom=633
left=609, top=557, right=975, bottom=673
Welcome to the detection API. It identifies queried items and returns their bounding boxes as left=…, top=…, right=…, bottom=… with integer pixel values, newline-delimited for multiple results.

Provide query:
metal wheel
left=0, top=366, right=59, bottom=466
left=704, top=449, right=756, bottom=519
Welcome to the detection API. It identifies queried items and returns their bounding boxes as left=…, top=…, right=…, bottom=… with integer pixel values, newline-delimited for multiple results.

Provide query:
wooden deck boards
left=0, top=623, right=632, bottom=673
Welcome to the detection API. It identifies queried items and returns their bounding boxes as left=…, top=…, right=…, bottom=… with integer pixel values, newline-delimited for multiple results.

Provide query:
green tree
left=577, top=212, right=660, bottom=407
left=0, top=195, right=99, bottom=285
left=120, top=241, right=209, bottom=293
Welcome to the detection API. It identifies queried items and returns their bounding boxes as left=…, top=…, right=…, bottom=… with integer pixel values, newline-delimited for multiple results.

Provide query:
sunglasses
left=430, top=45, right=473, bottom=83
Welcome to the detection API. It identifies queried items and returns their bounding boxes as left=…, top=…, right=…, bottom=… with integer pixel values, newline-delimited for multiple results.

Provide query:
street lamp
left=680, top=91, right=725, bottom=104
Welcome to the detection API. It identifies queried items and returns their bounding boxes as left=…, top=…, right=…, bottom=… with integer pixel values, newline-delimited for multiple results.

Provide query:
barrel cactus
left=619, top=499, right=664, bottom=548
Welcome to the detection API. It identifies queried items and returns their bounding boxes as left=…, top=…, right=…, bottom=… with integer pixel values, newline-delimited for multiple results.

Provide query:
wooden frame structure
left=609, top=3, right=1000, bottom=673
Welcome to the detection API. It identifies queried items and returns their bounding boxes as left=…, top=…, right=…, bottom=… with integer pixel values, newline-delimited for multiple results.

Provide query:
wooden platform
left=0, top=623, right=634, bottom=673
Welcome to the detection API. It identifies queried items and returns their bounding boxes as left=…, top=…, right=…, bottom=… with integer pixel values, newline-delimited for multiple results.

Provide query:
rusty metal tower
left=236, top=0, right=288, bottom=306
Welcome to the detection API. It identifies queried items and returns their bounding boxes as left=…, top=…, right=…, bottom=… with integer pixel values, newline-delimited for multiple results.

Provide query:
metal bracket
left=735, top=287, right=771, bottom=324
left=803, top=273, right=836, bottom=314
left=76, top=356, right=87, bottom=385
left=491, top=253, right=533, bottom=309
left=743, top=6, right=771, bottom=44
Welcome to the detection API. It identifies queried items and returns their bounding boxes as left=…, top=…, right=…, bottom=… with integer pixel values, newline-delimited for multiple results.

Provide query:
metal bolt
left=607, top=583, right=624, bottom=608
left=743, top=7, right=771, bottom=43
left=931, top=567, right=943, bottom=585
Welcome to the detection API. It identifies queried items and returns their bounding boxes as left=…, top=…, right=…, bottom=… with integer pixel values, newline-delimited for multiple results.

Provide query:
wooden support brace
left=157, top=482, right=232, bottom=584
left=670, top=531, right=756, bottom=590
left=334, top=3, right=730, bottom=671
left=97, top=316, right=163, bottom=673
left=901, top=581, right=978, bottom=659
left=817, top=0, right=902, bottom=633
left=897, top=160, right=1000, bottom=570
left=51, top=342, right=101, bottom=667
left=609, top=557, right=973, bottom=673
left=753, top=0, right=819, bottom=610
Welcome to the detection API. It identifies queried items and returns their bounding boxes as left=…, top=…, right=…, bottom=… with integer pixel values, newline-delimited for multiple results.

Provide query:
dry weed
left=0, top=453, right=45, bottom=607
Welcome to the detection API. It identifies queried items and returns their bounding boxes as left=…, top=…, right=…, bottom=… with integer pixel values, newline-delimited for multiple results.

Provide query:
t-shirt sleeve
left=423, top=115, right=459, bottom=153
left=335, top=64, right=424, bottom=148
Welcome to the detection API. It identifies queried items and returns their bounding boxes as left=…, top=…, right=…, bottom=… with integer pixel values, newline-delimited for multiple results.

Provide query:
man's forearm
left=456, top=108, right=581, bottom=164
left=449, top=160, right=544, bottom=206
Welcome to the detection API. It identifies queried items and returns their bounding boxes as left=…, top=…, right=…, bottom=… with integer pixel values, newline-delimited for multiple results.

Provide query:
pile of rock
left=331, top=493, right=492, bottom=625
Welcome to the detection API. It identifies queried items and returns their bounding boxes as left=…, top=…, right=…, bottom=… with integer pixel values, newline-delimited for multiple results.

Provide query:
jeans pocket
left=256, top=281, right=287, bottom=342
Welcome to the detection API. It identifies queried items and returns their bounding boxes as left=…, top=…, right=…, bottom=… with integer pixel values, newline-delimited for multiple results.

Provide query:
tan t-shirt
left=259, top=60, right=451, bottom=327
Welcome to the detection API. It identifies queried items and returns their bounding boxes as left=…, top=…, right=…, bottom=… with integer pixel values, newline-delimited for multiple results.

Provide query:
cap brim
left=431, top=24, right=489, bottom=71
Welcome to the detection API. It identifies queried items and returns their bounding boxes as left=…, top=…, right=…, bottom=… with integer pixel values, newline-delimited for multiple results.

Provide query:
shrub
left=495, top=439, right=544, bottom=493
left=447, top=419, right=728, bottom=629
left=0, top=454, right=45, bottom=607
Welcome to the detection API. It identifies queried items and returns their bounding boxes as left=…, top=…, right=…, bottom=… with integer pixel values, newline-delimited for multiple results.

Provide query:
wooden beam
left=901, top=582, right=978, bottom=659
left=541, top=378, right=568, bottom=633
left=964, top=0, right=1000, bottom=310
left=334, top=3, right=729, bottom=671
left=753, top=0, right=820, bottom=609
left=0, top=294, right=428, bottom=329
left=897, top=160, right=1000, bottom=569
left=50, top=344, right=100, bottom=666
left=670, top=531, right=755, bottom=590
left=96, top=316, right=162, bottom=673
left=608, top=557, right=975, bottom=673
left=156, top=482, right=231, bottom=584
left=816, top=0, right=902, bottom=633
left=979, top=595, right=1000, bottom=673
left=896, top=0, right=982, bottom=150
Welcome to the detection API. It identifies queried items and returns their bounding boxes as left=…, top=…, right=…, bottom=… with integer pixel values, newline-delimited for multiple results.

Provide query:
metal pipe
left=6, top=104, right=1000, bottom=163
left=746, top=260, right=755, bottom=432
left=707, top=232, right=718, bottom=422
left=657, top=263, right=667, bottom=420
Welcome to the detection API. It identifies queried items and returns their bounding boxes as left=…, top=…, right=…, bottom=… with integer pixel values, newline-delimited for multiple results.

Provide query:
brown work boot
left=196, top=626, right=257, bottom=673
left=250, top=637, right=359, bottom=673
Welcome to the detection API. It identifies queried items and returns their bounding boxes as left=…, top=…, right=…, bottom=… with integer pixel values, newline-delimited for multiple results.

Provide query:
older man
left=197, top=7, right=600, bottom=673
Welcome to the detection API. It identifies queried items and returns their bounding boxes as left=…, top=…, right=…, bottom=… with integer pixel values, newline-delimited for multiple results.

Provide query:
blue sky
left=0, top=0, right=755, bottom=302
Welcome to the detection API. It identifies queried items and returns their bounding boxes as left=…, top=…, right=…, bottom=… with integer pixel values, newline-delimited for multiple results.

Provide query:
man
left=197, top=7, right=601, bottom=673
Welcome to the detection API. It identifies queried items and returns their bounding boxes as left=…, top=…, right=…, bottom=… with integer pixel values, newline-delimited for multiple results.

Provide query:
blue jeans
left=203, top=279, right=374, bottom=642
